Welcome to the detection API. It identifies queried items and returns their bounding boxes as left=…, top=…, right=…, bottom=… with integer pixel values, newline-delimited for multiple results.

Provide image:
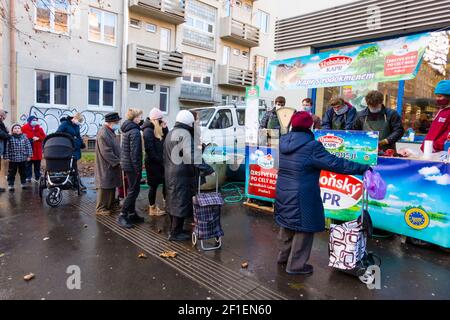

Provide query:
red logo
left=320, top=171, right=363, bottom=200
left=319, top=56, right=353, bottom=73
left=318, top=135, right=344, bottom=149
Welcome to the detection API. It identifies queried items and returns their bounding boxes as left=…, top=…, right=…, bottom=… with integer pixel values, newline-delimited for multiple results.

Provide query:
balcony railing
left=220, top=17, right=260, bottom=47
left=218, top=65, right=255, bottom=89
left=129, top=0, right=185, bottom=25
left=179, top=84, right=215, bottom=104
left=127, top=44, right=183, bottom=77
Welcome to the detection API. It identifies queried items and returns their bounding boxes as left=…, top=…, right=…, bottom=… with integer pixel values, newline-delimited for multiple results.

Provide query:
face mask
left=30, top=121, right=39, bottom=127
left=369, top=106, right=382, bottom=113
left=333, top=105, right=348, bottom=116
left=436, top=98, right=449, bottom=107
left=111, top=123, right=120, bottom=131
left=303, top=106, right=312, bottom=113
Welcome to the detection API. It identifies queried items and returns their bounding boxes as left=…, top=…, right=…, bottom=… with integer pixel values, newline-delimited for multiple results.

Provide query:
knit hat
left=27, top=115, right=37, bottom=123
left=291, top=111, right=313, bottom=130
left=176, top=110, right=195, bottom=127
left=149, top=108, right=164, bottom=120
left=435, top=80, right=450, bottom=95
left=11, top=123, right=22, bottom=131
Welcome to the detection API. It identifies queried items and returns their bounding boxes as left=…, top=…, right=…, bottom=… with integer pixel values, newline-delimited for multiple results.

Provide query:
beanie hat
left=27, top=115, right=37, bottom=123
left=434, top=80, right=450, bottom=95
left=176, top=110, right=195, bottom=127
left=11, top=123, right=22, bottom=131
left=291, top=111, right=314, bottom=130
left=149, top=108, right=164, bottom=120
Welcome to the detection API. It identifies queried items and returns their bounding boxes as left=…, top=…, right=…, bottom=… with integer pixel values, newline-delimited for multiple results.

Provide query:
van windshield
left=194, top=108, right=215, bottom=127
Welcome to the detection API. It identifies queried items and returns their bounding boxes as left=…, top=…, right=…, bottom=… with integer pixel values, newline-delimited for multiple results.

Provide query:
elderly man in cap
left=0, top=109, right=11, bottom=193
left=95, top=112, right=122, bottom=215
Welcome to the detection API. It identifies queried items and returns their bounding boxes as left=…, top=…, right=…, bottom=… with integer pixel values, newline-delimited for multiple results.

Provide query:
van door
left=208, top=109, right=235, bottom=152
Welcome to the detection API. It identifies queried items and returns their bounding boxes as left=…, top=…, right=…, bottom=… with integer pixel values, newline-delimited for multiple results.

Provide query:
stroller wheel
left=46, top=187, right=62, bottom=207
left=192, top=232, right=197, bottom=246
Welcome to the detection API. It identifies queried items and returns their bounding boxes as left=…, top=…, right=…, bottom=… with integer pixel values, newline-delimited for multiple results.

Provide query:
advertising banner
left=245, top=146, right=278, bottom=202
left=264, top=32, right=431, bottom=90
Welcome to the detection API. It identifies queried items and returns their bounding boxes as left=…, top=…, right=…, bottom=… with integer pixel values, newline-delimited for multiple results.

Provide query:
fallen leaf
left=160, top=251, right=177, bottom=258
left=43, top=237, right=50, bottom=241
left=24, top=273, right=35, bottom=281
left=138, top=253, right=147, bottom=259
left=241, top=262, right=249, bottom=269
left=0, top=253, right=4, bottom=258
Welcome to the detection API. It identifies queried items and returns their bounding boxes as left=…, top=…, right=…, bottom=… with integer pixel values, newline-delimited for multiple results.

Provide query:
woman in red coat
left=21, top=116, right=46, bottom=182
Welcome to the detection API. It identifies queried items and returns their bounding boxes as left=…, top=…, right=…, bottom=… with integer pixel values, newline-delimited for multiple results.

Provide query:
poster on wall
left=264, top=32, right=431, bottom=90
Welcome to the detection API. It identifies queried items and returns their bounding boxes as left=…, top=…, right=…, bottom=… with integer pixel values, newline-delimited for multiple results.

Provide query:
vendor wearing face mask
left=321, top=96, right=356, bottom=130
left=353, top=90, right=404, bottom=152
left=260, top=96, right=285, bottom=129
left=421, top=80, right=450, bottom=153
left=300, top=98, right=321, bottom=129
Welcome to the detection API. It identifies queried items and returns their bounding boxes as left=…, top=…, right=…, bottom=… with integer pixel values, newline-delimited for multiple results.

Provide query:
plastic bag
left=363, top=170, right=387, bottom=200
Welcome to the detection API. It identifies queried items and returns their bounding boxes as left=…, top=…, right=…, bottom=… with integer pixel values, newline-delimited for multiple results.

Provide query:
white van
left=192, top=104, right=266, bottom=148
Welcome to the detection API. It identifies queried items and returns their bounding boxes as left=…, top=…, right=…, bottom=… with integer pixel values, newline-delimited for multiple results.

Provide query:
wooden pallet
left=243, top=200, right=274, bottom=214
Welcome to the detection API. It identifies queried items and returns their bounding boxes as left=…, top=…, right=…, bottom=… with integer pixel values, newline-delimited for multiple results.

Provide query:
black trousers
left=122, top=171, right=141, bottom=215
left=148, top=180, right=166, bottom=206
left=169, top=215, right=185, bottom=235
left=8, top=161, right=27, bottom=186
left=26, top=160, right=41, bottom=180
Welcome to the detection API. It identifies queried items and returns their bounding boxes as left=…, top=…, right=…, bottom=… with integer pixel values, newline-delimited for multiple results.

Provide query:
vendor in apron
left=353, top=90, right=405, bottom=152
left=321, top=96, right=357, bottom=130
left=260, top=96, right=285, bottom=130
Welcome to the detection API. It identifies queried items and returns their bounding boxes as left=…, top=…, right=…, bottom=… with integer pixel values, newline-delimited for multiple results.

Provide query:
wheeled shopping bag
left=328, top=188, right=381, bottom=285
left=192, top=175, right=224, bottom=251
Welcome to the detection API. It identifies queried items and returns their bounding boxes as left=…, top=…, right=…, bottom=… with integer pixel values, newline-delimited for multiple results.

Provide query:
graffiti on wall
left=20, top=106, right=105, bottom=137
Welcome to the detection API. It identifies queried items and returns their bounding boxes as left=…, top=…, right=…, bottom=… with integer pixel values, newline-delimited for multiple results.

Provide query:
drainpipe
left=120, top=0, right=129, bottom=116
left=9, top=0, right=17, bottom=122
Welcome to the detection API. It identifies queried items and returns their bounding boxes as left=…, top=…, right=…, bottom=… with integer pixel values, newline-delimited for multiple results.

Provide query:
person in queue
left=118, top=108, right=145, bottom=229
left=260, top=96, right=286, bottom=129
left=95, top=112, right=122, bottom=216
left=0, top=109, right=11, bottom=193
left=321, top=96, right=356, bottom=130
left=21, top=116, right=46, bottom=183
left=421, top=80, right=450, bottom=152
left=353, top=90, right=404, bottom=153
left=275, top=111, right=370, bottom=275
left=299, top=98, right=321, bottom=129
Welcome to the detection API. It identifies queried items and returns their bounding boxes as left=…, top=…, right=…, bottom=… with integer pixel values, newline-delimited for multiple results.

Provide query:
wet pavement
left=0, top=178, right=449, bottom=300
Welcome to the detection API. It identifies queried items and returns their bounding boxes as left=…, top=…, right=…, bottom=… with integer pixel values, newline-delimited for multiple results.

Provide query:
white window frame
left=256, top=10, right=270, bottom=33
left=34, top=0, right=71, bottom=35
left=146, top=23, right=157, bottom=33
left=159, top=86, right=170, bottom=114
left=88, top=7, right=118, bottom=46
left=129, top=82, right=141, bottom=91
left=145, top=84, right=155, bottom=93
left=35, top=70, right=69, bottom=109
left=87, top=78, right=115, bottom=111
left=130, top=18, right=141, bottom=29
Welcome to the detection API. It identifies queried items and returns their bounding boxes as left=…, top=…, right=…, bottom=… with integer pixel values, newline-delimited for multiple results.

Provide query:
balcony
left=218, top=65, right=255, bottom=89
left=127, top=43, right=183, bottom=78
left=220, top=17, right=260, bottom=47
left=129, top=0, right=185, bottom=25
left=179, top=84, right=215, bottom=104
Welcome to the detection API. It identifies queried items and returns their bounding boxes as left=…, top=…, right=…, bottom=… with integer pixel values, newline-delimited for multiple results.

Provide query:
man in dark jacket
left=353, top=90, right=404, bottom=152
left=275, top=112, right=370, bottom=275
left=321, top=97, right=356, bottom=130
left=260, top=96, right=285, bottom=129
left=0, top=109, right=11, bottom=192
left=164, top=110, right=214, bottom=241
left=118, top=108, right=145, bottom=229
left=95, top=112, right=122, bottom=216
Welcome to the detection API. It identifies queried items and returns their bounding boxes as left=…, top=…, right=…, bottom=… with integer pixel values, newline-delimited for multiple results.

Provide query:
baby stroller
left=39, top=133, right=81, bottom=207
left=328, top=188, right=381, bottom=285
left=192, top=174, right=224, bottom=251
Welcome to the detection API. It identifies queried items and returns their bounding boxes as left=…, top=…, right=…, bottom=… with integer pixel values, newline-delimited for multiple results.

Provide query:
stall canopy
left=265, top=32, right=432, bottom=91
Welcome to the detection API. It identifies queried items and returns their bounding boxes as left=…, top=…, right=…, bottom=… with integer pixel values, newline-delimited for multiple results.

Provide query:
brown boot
left=148, top=205, right=166, bottom=216
left=96, top=210, right=112, bottom=216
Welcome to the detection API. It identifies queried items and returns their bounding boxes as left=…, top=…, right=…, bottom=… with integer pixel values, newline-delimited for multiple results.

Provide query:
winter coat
left=421, top=106, right=450, bottom=152
left=142, top=119, right=169, bottom=184
left=321, top=102, right=357, bottom=130
left=260, top=109, right=280, bottom=129
left=4, top=134, right=33, bottom=163
left=56, top=117, right=85, bottom=160
left=21, top=123, right=46, bottom=161
left=95, top=125, right=121, bottom=189
left=120, top=120, right=143, bottom=173
left=353, top=106, right=404, bottom=151
left=163, top=122, right=214, bottom=218
left=275, top=129, right=370, bottom=233
left=0, top=120, right=10, bottom=157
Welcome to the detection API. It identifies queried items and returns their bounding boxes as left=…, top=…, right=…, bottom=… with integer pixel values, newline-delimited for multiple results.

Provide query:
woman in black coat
left=142, top=108, right=169, bottom=216
left=275, top=112, right=370, bottom=275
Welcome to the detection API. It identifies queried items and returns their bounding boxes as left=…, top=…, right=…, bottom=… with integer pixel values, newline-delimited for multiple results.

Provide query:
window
left=242, top=50, right=249, bottom=58
left=183, top=0, right=216, bottom=51
left=221, top=95, right=228, bottom=105
left=89, top=78, right=115, bottom=109
left=196, top=108, right=215, bottom=126
left=224, top=0, right=231, bottom=17
left=145, top=84, right=155, bottom=93
left=210, top=109, right=233, bottom=129
left=130, top=18, right=141, bottom=28
left=256, top=10, right=269, bottom=33
left=231, top=95, right=238, bottom=103
left=233, top=48, right=240, bottom=56
left=222, top=46, right=230, bottom=64
left=87, top=139, right=96, bottom=151
left=36, top=71, right=68, bottom=107
left=89, top=8, right=117, bottom=45
left=35, top=0, right=70, bottom=34
left=146, top=23, right=157, bottom=33
left=255, top=55, right=267, bottom=78
left=237, top=109, right=245, bottom=126
left=159, top=87, right=170, bottom=113
left=182, top=55, right=214, bottom=88
left=129, top=82, right=140, bottom=91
